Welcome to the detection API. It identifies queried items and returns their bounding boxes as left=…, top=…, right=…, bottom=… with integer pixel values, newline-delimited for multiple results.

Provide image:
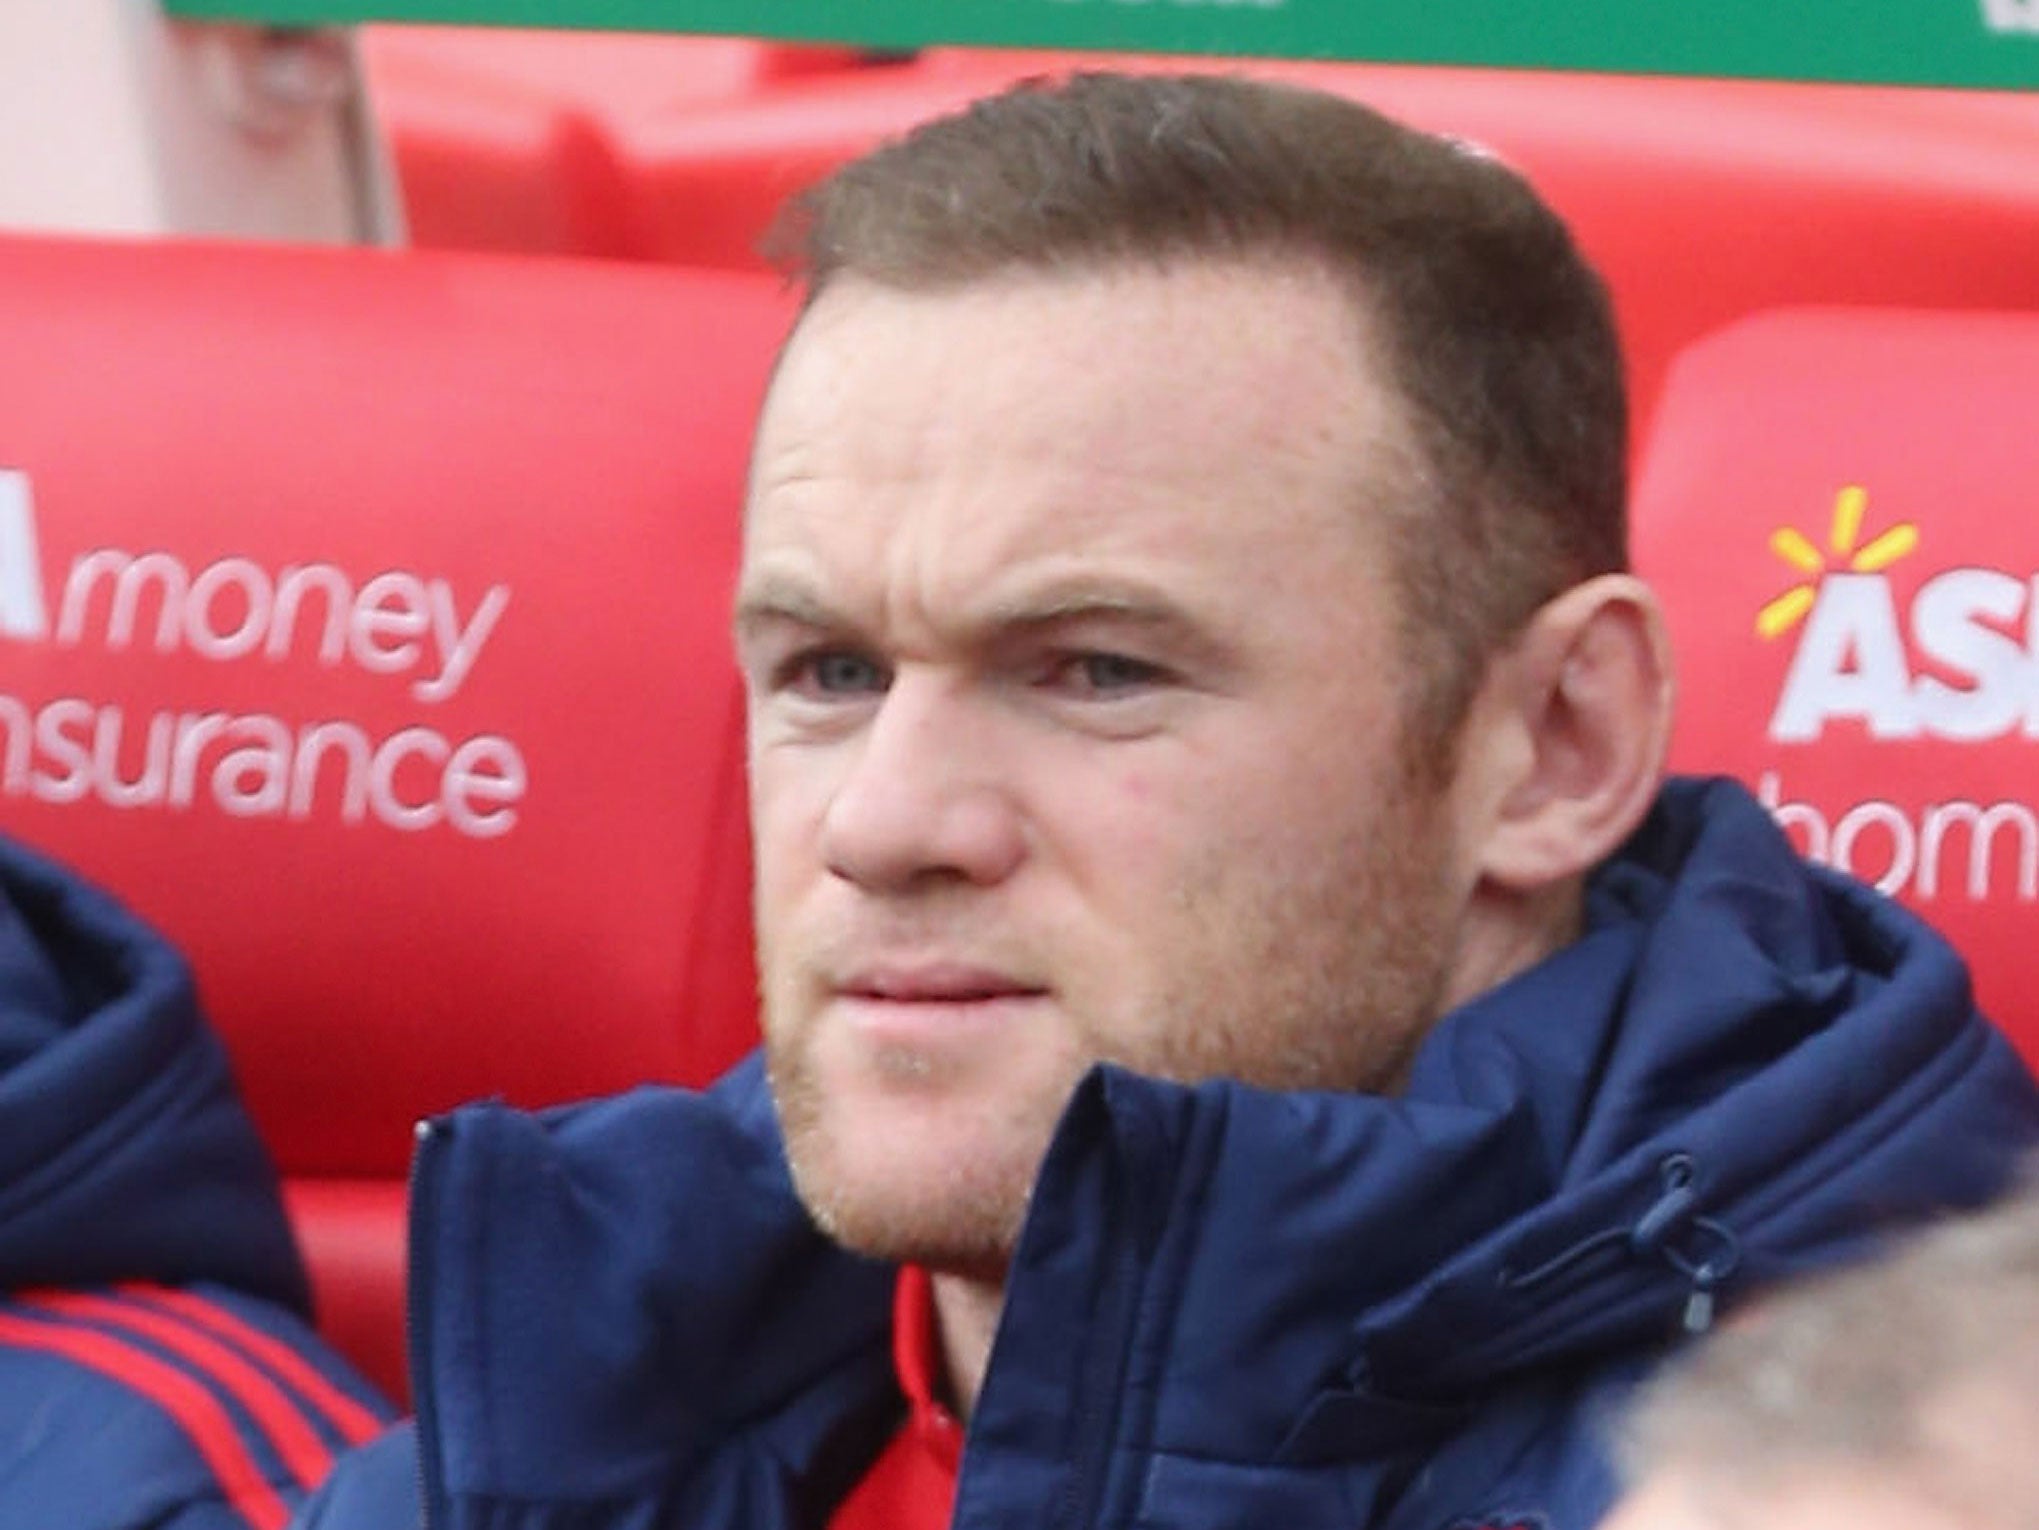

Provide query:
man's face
left=738, top=259, right=1480, bottom=1272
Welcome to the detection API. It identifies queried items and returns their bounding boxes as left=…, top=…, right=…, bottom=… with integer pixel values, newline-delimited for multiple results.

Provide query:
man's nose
left=818, top=674, right=1027, bottom=894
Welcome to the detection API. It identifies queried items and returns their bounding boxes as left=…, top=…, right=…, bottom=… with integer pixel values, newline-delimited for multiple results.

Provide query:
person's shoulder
left=290, top=1419, right=421, bottom=1529
left=0, top=1279, right=397, bottom=1530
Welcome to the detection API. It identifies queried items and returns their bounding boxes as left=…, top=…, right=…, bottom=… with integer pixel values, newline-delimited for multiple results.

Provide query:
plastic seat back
left=1635, top=307, right=2039, bottom=1064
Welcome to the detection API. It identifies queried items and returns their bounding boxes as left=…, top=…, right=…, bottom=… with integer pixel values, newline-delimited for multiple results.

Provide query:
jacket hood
left=0, top=833, right=309, bottom=1312
left=405, top=776, right=2039, bottom=1515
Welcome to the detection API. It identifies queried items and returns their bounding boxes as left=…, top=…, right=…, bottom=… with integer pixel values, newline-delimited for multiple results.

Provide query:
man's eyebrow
left=732, top=573, right=1222, bottom=659
left=976, top=582, right=1238, bottom=672
left=732, top=576, right=842, bottom=637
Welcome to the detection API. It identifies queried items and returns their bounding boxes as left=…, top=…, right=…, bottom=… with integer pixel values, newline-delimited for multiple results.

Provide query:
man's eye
left=799, top=650, right=889, bottom=696
left=1057, top=652, right=1168, bottom=694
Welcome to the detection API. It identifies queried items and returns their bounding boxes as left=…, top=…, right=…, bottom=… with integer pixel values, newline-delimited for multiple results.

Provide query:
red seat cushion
left=1635, top=306, right=2039, bottom=1065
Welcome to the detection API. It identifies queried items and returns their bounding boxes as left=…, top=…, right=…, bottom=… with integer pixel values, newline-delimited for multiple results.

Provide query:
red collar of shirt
left=892, top=1264, right=964, bottom=1469
left=828, top=1266, right=962, bottom=1530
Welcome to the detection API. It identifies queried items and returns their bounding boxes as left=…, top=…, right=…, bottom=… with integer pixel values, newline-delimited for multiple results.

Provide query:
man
left=0, top=832, right=393, bottom=1527
left=1603, top=1185, right=2039, bottom=1530
left=297, top=72, right=2039, bottom=1529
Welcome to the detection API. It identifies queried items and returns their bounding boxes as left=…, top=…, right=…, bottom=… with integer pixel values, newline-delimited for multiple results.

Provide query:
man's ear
left=1470, top=574, right=1675, bottom=892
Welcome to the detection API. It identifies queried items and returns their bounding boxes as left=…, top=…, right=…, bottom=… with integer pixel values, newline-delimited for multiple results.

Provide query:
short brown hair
left=768, top=70, right=1628, bottom=762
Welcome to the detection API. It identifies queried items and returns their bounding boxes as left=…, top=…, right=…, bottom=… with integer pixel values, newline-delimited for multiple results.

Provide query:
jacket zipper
left=1435, top=1154, right=1743, bottom=1386
left=1456, top=1023, right=1998, bottom=1385
left=409, top=1116, right=449, bottom=1530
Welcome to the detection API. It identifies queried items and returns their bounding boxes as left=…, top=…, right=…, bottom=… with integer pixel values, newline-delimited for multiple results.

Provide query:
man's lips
left=823, top=967, right=1053, bottom=1064
left=835, top=964, right=1048, bottom=1004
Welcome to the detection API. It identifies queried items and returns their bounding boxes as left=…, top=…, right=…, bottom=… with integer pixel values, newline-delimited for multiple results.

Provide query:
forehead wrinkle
left=767, top=264, right=1387, bottom=501
left=755, top=266, right=1396, bottom=534
left=961, top=568, right=1219, bottom=650
left=978, top=583, right=1185, bottom=630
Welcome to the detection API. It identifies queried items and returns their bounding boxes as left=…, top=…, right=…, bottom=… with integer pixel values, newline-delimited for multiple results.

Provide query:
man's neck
left=927, top=1269, right=1005, bottom=1421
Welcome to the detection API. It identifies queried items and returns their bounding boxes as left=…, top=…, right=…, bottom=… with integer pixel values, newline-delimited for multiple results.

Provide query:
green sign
left=161, top=0, right=2039, bottom=92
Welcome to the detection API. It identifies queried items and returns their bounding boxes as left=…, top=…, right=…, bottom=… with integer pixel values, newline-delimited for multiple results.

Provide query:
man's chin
left=782, top=1134, right=1032, bottom=1273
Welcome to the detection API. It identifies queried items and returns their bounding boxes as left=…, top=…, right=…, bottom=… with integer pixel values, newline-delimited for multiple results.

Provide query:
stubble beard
left=761, top=779, right=1461, bottom=1275
left=765, top=1014, right=1063, bottom=1276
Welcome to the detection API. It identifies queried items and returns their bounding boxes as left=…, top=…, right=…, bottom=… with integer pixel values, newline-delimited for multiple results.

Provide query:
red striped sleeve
left=116, top=1282, right=386, bottom=1445
left=0, top=1309, right=292, bottom=1530
left=20, top=1288, right=333, bottom=1491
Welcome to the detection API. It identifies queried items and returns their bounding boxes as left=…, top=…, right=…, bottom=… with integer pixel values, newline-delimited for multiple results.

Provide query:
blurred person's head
left=736, top=71, right=1671, bottom=1276
left=1606, top=1186, right=2039, bottom=1530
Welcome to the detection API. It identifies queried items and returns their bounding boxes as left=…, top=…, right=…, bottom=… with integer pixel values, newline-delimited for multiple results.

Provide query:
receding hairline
left=763, top=69, right=1534, bottom=291
left=753, top=243, right=1428, bottom=499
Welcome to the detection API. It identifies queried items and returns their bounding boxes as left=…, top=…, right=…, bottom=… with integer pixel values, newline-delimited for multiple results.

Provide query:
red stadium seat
left=361, top=26, right=874, bottom=256
left=604, top=51, right=2039, bottom=442
left=0, top=235, right=791, bottom=1400
left=1635, top=307, right=2039, bottom=1066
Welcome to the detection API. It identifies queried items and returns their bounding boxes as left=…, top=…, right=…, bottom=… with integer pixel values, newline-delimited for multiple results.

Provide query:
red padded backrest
left=0, top=238, right=790, bottom=1397
left=606, top=53, right=2039, bottom=442
left=1635, top=307, right=2039, bottom=1066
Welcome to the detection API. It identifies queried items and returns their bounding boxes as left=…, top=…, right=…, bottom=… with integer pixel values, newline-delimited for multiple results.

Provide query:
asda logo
left=1751, top=484, right=2036, bottom=905
left=1763, top=486, right=2039, bottom=744
left=0, top=468, right=526, bottom=839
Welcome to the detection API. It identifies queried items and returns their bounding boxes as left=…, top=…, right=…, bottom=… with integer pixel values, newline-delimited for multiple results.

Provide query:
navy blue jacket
left=0, top=834, right=394, bottom=1528
left=299, top=779, right=2039, bottom=1530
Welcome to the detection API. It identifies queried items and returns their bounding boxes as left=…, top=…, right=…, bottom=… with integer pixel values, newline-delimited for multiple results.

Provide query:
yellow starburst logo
left=1757, top=486, right=1920, bottom=640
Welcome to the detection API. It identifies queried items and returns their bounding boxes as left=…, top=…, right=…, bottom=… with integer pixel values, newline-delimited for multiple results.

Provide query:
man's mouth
left=836, top=964, right=1048, bottom=1004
